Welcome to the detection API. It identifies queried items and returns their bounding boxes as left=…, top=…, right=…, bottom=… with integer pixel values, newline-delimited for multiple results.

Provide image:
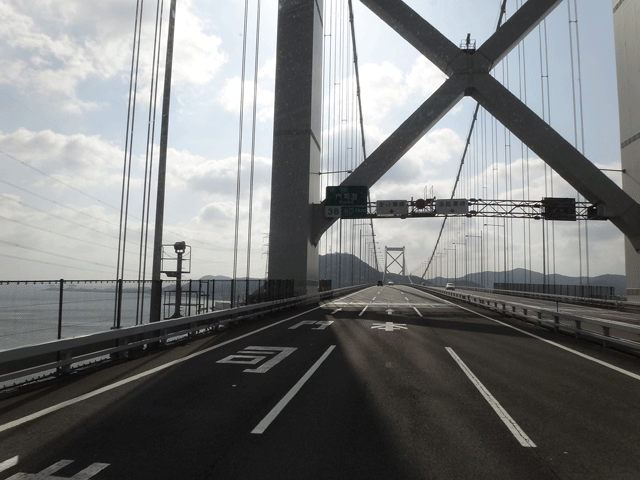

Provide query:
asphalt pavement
left=1, top=285, right=640, bottom=479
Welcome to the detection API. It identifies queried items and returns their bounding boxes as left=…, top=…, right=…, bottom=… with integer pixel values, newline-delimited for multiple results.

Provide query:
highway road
left=1, top=285, right=640, bottom=479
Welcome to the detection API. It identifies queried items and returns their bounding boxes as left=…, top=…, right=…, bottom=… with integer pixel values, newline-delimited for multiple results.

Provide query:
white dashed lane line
left=446, top=347, right=536, bottom=448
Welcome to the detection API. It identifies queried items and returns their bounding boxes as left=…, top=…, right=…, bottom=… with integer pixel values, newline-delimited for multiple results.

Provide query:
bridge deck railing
left=417, top=286, right=640, bottom=354
left=0, top=284, right=366, bottom=388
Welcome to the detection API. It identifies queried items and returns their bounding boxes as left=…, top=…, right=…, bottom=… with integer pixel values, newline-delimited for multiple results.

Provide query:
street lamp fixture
left=466, top=233, right=483, bottom=287
left=484, top=222, right=507, bottom=285
left=315, top=169, right=353, bottom=175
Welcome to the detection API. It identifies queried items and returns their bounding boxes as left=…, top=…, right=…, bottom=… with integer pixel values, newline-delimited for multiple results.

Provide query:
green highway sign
left=326, top=186, right=368, bottom=207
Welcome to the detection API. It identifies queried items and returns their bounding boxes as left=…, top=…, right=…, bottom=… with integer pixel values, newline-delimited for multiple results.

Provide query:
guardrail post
left=57, top=350, right=71, bottom=375
left=116, top=278, right=123, bottom=328
left=57, top=279, right=64, bottom=340
left=574, top=320, right=582, bottom=338
left=602, top=326, right=611, bottom=347
left=553, top=315, right=560, bottom=332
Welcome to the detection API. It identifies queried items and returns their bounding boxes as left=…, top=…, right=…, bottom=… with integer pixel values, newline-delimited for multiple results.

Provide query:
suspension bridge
left=1, top=0, right=640, bottom=478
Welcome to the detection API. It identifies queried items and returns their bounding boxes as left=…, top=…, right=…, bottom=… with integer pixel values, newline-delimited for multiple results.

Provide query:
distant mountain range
left=198, top=254, right=627, bottom=296
left=317, top=253, right=626, bottom=296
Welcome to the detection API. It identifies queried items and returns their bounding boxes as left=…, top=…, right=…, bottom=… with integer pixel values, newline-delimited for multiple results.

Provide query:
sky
left=0, top=0, right=627, bottom=283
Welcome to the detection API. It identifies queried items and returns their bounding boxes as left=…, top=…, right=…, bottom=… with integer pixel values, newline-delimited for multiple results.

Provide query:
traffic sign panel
left=376, top=200, right=409, bottom=216
left=326, top=186, right=368, bottom=206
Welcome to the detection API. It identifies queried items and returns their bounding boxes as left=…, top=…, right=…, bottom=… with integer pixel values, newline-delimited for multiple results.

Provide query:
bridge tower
left=613, top=0, right=640, bottom=300
left=268, top=0, right=324, bottom=295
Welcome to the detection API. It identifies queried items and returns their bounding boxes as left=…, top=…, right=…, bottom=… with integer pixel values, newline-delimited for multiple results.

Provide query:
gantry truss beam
left=364, top=199, right=604, bottom=221
left=311, top=0, right=640, bottom=251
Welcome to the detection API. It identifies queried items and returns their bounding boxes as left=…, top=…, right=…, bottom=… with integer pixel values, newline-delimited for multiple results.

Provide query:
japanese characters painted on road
left=6, top=460, right=110, bottom=479
left=435, top=198, right=469, bottom=215
left=289, top=320, right=334, bottom=330
left=216, top=346, right=296, bottom=373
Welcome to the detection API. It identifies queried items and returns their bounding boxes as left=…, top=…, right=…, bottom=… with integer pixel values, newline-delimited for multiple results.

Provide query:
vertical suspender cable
left=115, top=0, right=145, bottom=328
left=568, top=0, right=588, bottom=285
left=421, top=0, right=507, bottom=280
left=246, top=0, right=261, bottom=298
left=231, top=0, right=250, bottom=307
left=136, top=0, right=165, bottom=325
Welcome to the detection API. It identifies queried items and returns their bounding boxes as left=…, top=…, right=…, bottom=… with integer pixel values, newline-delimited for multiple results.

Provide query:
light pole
left=484, top=222, right=507, bottom=286
left=315, top=169, right=353, bottom=175
left=466, top=233, right=483, bottom=287
left=445, top=248, right=455, bottom=284
left=453, top=242, right=466, bottom=286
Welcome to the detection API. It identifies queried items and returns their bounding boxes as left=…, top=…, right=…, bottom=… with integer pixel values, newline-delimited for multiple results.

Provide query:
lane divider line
left=252, top=345, right=336, bottom=434
left=445, top=347, right=536, bottom=448
left=412, top=307, right=423, bottom=318
left=448, top=300, right=640, bottom=383
left=0, top=456, right=18, bottom=473
left=0, top=304, right=327, bottom=434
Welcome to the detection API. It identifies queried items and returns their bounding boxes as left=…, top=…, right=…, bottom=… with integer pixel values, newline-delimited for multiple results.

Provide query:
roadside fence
left=0, top=279, right=293, bottom=351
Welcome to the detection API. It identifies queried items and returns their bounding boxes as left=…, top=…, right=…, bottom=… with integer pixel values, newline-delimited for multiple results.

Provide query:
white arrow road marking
left=371, top=322, right=407, bottom=332
left=252, top=345, right=336, bottom=434
left=289, top=321, right=334, bottom=330
left=386, top=309, right=394, bottom=315
left=0, top=456, right=18, bottom=473
left=446, top=347, right=536, bottom=448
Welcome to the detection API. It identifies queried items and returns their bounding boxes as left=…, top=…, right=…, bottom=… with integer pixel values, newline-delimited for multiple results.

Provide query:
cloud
left=358, top=56, right=446, bottom=127
left=0, top=128, right=124, bottom=188
left=368, top=127, right=465, bottom=193
left=0, top=0, right=227, bottom=114
left=219, top=76, right=275, bottom=123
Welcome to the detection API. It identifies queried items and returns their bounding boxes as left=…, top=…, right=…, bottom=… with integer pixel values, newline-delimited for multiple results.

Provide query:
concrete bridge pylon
left=267, top=0, right=324, bottom=296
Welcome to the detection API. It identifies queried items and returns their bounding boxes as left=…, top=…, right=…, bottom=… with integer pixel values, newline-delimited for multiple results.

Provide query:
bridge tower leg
left=268, top=0, right=324, bottom=296
left=613, top=2, right=640, bottom=300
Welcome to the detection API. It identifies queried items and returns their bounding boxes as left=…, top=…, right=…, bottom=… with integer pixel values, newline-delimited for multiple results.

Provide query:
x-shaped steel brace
left=312, top=0, right=640, bottom=251
left=385, top=249, right=405, bottom=275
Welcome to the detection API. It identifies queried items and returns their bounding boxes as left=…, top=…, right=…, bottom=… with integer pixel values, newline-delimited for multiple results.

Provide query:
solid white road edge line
left=446, top=347, right=536, bottom=448
left=251, top=345, right=336, bottom=434
left=0, top=303, right=329, bottom=434
left=448, top=300, right=640, bottom=382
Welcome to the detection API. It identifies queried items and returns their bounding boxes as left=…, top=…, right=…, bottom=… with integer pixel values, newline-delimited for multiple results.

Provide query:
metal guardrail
left=459, top=286, right=627, bottom=309
left=416, top=286, right=640, bottom=354
left=0, top=285, right=366, bottom=386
